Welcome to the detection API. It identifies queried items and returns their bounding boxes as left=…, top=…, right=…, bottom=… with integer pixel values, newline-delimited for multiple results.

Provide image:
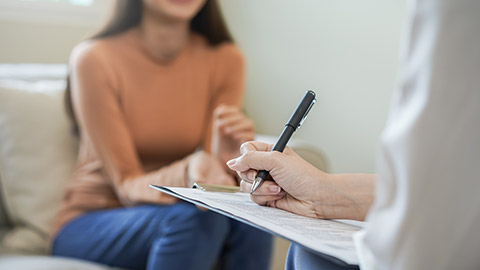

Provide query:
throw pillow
left=0, top=79, right=78, bottom=254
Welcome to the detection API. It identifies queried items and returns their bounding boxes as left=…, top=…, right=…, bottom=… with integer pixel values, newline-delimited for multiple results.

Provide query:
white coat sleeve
left=355, top=0, right=480, bottom=269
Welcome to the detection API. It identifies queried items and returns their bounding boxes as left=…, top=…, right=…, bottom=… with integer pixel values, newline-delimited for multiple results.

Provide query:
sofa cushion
left=0, top=79, right=78, bottom=254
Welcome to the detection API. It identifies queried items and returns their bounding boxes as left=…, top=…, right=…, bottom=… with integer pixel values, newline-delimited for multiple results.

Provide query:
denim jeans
left=285, top=244, right=360, bottom=270
left=52, top=202, right=272, bottom=270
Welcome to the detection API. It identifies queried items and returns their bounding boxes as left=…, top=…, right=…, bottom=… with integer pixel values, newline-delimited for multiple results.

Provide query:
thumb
left=240, top=141, right=274, bottom=154
left=227, top=151, right=282, bottom=172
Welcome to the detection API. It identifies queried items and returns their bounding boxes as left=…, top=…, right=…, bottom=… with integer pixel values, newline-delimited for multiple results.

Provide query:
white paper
left=151, top=186, right=362, bottom=265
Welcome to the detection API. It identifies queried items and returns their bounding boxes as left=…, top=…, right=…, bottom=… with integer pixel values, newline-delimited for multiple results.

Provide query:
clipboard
left=150, top=185, right=362, bottom=266
left=192, top=182, right=240, bottom=193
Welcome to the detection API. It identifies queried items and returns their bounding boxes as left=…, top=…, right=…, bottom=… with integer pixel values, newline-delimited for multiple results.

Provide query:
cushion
left=0, top=79, right=78, bottom=254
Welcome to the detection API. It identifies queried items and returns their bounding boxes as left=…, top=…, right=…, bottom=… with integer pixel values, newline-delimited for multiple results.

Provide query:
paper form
left=151, top=186, right=362, bottom=265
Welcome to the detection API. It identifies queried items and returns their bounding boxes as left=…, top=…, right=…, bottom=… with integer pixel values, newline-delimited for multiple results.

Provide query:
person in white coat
left=227, top=0, right=480, bottom=269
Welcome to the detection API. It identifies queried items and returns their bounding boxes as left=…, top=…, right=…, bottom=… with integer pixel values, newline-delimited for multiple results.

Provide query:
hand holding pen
left=249, top=90, right=316, bottom=193
left=227, top=90, right=374, bottom=221
left=226, top=140, right=326, bottom=218
left=228, top=139, right=371, bottom=220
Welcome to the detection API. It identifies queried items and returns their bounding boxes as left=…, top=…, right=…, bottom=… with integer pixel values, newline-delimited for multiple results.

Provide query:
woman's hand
left=211, top=104, right=254, bottom=165
left=227, top=141, right=374, bottom=221
left=186, top=151, right=237, bottom=188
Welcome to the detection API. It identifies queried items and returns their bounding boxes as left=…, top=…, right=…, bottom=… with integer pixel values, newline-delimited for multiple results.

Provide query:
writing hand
left=227, top=141, right=373, bottom=221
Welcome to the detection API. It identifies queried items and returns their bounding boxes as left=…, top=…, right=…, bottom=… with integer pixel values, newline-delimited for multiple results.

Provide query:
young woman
left=50, top=0, right=272, bottom=269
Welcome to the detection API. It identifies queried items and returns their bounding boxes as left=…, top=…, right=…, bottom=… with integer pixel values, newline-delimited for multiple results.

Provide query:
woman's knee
left=229, top=220, right=273, bottom=250
left=159, top=202, right=230, bottom=240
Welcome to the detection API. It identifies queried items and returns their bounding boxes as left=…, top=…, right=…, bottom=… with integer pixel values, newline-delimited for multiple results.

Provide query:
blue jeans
left=285, top=244, right=360, bottom=270
left=52, top=203, right=272, bottom=270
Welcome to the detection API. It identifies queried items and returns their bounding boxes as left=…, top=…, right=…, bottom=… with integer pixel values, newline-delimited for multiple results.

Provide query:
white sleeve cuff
left=353, top=230, right=379, bottom=270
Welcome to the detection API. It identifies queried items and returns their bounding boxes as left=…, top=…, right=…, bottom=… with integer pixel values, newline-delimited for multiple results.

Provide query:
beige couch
left=0, top=64, right=329, bottom=270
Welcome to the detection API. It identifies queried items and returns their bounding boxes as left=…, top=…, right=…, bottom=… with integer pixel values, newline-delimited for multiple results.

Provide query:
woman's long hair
left=66, top=0, right=233, bottom=135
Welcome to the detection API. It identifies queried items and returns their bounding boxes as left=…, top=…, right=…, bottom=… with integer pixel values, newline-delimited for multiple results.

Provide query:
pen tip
left=250, top=180, right=261, bottom=194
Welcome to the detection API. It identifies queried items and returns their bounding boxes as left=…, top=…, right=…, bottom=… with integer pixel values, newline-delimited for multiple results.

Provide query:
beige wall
left=222, top=0, right=406, bottom=173
left=0, top=0, right=112, bottom=64
left=0, top=21, right=95, bottom=64
left=0, top=0, right=406, bottom=174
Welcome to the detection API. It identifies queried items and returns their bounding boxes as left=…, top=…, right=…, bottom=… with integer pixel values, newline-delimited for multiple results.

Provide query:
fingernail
left=247, top=171, right=256, bottom=181
left=269, top=186, right=281, bottom=194
left=226, top=159, right=236, bottom=167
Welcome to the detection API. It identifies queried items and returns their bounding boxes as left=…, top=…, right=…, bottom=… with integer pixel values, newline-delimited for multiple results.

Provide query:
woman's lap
left=52, top=202, right=272, bottom=270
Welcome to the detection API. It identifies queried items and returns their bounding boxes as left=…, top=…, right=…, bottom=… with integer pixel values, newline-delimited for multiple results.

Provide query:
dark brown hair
left=66, top=0, right=233, bottom=135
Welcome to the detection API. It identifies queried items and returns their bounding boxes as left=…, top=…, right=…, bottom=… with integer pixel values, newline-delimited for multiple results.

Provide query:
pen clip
left=298, top=98, right=316, bottom=128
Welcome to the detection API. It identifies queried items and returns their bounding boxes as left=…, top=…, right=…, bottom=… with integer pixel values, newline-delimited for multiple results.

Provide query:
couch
left=0, top=64, right=329, bottom=270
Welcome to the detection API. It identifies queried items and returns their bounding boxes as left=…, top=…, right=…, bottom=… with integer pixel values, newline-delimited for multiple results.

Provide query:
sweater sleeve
left=203, top=44, right=246, bottom=151
left=69, top=42, right=189, bottom=206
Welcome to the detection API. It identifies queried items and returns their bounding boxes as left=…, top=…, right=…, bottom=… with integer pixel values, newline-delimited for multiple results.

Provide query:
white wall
left=222, top=0, right=406, bottom=173
left=0, top=0, right=407, bottom=173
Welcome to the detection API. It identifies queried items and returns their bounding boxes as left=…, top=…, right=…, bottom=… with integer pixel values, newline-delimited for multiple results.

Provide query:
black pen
left=250, top=90, right=316, bottom=194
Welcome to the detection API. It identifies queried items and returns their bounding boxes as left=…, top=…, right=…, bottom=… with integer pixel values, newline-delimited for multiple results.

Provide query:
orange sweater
left=51, top=28, right=244, bottom=236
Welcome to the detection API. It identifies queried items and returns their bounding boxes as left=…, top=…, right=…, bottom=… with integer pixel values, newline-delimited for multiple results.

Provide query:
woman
left=51, top=0, right=272, bottom=269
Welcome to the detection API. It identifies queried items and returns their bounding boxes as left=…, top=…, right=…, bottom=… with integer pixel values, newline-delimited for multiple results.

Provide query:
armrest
left=0, top=180, right=11, bottom=228
left=254, top=134, right=329, bottom=172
